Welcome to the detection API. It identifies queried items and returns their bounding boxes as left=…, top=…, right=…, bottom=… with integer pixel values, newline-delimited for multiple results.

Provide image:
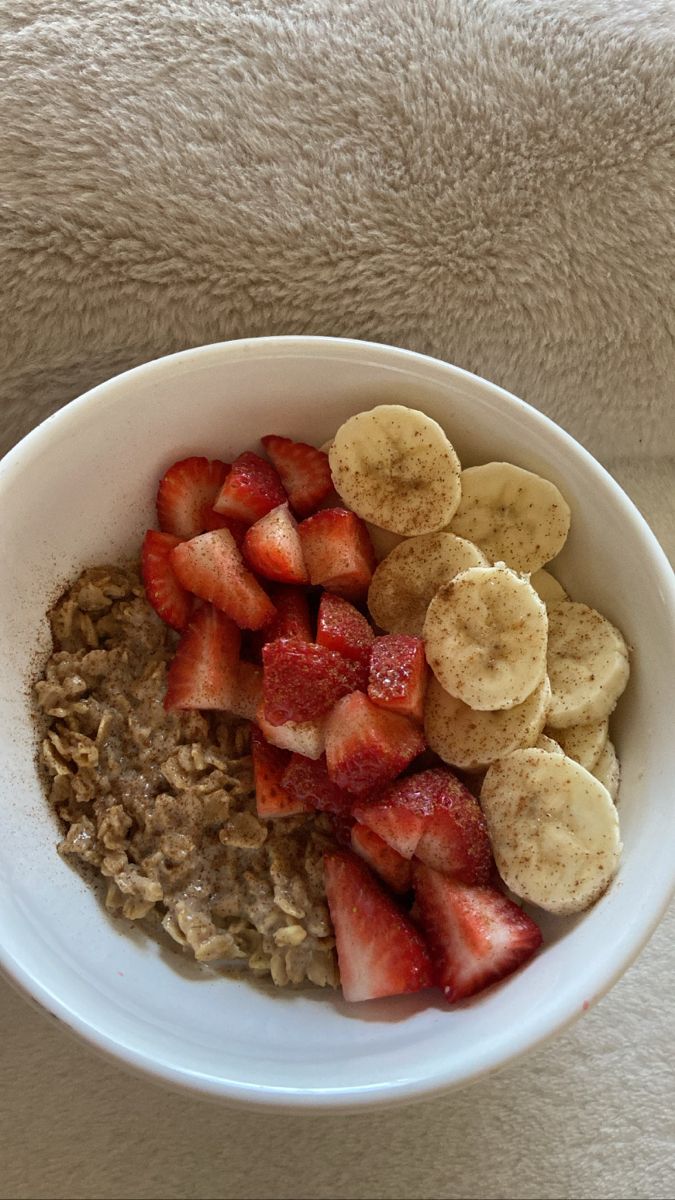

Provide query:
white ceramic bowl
left=1, top=337, right=673, bottom=1110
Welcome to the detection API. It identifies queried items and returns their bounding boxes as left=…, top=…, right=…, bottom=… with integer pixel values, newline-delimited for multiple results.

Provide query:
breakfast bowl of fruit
left=0, top=336, right=673, bottom=1109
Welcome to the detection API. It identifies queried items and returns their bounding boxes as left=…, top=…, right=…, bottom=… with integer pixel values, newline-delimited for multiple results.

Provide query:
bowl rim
left=1, top=334, right=674, bottom=1111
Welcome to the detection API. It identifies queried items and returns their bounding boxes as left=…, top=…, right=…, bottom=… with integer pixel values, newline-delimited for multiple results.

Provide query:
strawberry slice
left=353, top=768, right=492, bottom=884
left=412, top=864, right=543, bottom=1002
left=260, top=435, right=334, bottom=517
left=256, top=707, right=327, bottom=759
left=164, top=604, right=241, bottom=711
left=156, top=456, right=231, bottom=539
left=316, top=592, right=374, bottom=667
left=171, top=528, right=276, bottom=630
left=230, top=660, right=263, bottom=720
left=251, top=729, right=312, bottom=819
left=264, top=585, right=313, bottom=643
left=324, top=692, right=426, bottom=796
left=298, top=509, right=376, bottom=600
left=141, top=530, right=192, bottom=631
left=368, top=634, right=428, bottom=723
left=281, top=754, right=354, bottom=816
left=261, top=638, right=368, bottom=725
left=350, top=824, right=412, bottom=894
left=242, top=503, right=309, bottom=584
left=324, top=850, right=433, bottom=1002
left=213, top=451, right=286, bottom=525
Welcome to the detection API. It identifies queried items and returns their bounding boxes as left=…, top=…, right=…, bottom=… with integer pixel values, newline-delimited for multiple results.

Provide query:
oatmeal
left=34, top=565, right=338, bottom=988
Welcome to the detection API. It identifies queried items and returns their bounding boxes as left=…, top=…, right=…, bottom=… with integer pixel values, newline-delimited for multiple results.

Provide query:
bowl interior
left=0, top=337, right=673, bottom=1108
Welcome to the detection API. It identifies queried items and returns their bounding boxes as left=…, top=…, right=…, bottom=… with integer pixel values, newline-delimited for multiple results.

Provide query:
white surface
left=0, top=340, right=673, bottom=1138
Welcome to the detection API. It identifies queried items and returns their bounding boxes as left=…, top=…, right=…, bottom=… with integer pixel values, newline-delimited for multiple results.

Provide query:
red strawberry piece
left=316, top=592, right=374, bottom=667
left=260, top=434, right=333, bottom=517
left=256, top=706, right=327, bottom=759
left=413, top=770, right=492, bottom=885
left=412, top=864, right=543, bottom=1002
left=368, top=634, right=428, bottom=723
left=281, top=754, right=354, bottom=816
left=212, top=451, right=286, bottom=525
left=156, top=456, right=231, bottom=539
left=328, top=812, right=356, bottom=848
left=297, top=508, right=376, bottom=600
left=352, top=796, right=428, bottom=860
left=264, top=585, right=313, bottom=643
left=261, top=638, right=368, bottom=725
left=251, top=729, right=312, bottom=819
left=324, top=850, right=433, bottom=1002
left=354, top=768, right=492, bottom=884
left=141, top=530, right=192, bottom=631
left=242, top=503, right=309, bottom=585
left=324, top=692, right=426, bottom=796
left=350, top=824, right=412, bottom=894
left=230, top=660, right=263, bottom=720
left=164, top=604, right=241, bottom=711
left=171, top=528, right=276, bottom=630
left=200, top=508, right=248, bottom=546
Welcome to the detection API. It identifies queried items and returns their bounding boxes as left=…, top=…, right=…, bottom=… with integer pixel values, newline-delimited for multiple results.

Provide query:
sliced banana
left=480, top=748, right=621, bottom=915
left=530, top=569, right=568, bottom=605
left=546, top=601, right=630, bottom=728
left=368, top=532, right=487, bottom=636
left=424, top=675, right=550, bottom=771
left=548, top=718, right=608, bottom=771
left=592, top=739, right=620, bottom=802
left=423, top=564, right=548, bottom=710
left=364, top=522, right=405, bottom=562
left=450, top=463, right=571, bottom=573
left=328, top=405, right=462, bottom=536
left=534, top=734, right=563, bottom=754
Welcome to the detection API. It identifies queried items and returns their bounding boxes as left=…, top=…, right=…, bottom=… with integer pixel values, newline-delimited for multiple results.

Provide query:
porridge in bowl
left=34, top=404, right=628, bottom=1005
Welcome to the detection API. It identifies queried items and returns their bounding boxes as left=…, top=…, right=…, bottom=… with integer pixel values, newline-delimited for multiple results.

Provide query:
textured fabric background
left=1, top=2, right=673, bottom=1198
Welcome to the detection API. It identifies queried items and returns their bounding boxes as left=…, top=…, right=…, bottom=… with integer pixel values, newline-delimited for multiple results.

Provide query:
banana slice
left=592, top=739, right=620, bottom=802
left=423, top=564, right=548, bottom=710
left=534, top=734, right=563, bottom=754
left=328, top=405, right=462, bottom=536
left=364, top=522, right=405, bottom=562
left=546, top=601, right=630, bottom=728
left=547, top=718, right=608, bottom=770
left=450, top=463, right=571, bottom=573
left=424, top=675, right=550, bottom=770
left=480, top=748, right=621, bottom=914
left=368, top=532, right=487, bottom=635
left=530, top=569, right=568, bottom=605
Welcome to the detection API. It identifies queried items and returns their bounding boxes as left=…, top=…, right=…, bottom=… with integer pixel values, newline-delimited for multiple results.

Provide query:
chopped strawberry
left=164, top=604, right=241, bottom=711
left=412, top=864, right=543, bottom=1002
left=171, top=528, right=276, bottom=630
left=141, top=530, right=192, bottom=631
left=242, top=503, right=309, bottom=585
left=230, top=660, right=263, bottom=720
left=251, top=729, right=312, bottom=819
left=281, top=754, right=354, bottom=816
left=316, top=592, right=374, bottom=667
left=353, top=768, right=492, bottom=884
left=324, top=692, right=426, bottom=796
left=368, top=634, right=428, bottom=723
left=200, top=508, right=248, bottom=546
left=261, top=638, right=368, bottom=725
left=256, top=707, right=327, bottom=759
left=350, top=824, right=412, bottom=894
left=260, top=435, right=333, bottom=517
left=264, top=585, right=313, bottom=643
left=324, top=850, right=433, bottom=1002
left=156, top=456, right=231, bottom=539
left=298, top=509, right=376, bottom=600
left=414, top=772, right=492, bottom=885
left=212, top=451, right=286, bottom=525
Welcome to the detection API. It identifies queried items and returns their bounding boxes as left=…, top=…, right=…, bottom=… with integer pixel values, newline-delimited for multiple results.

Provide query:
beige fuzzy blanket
left=0, top=4, right=674, bottom=1200
left=1, top=0, right=674, bottom=464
